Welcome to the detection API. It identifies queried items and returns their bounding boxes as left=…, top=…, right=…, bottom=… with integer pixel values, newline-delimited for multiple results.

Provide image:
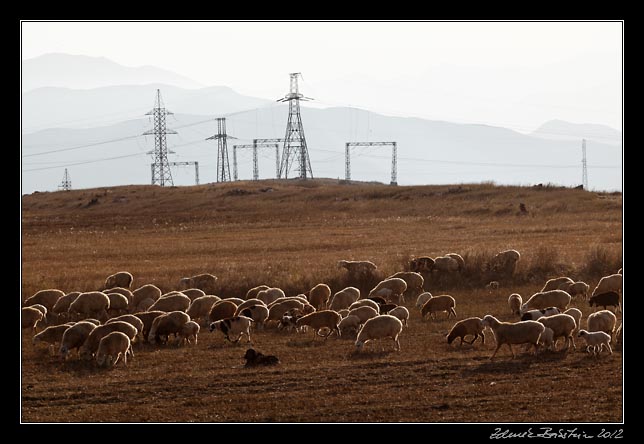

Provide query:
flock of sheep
left=21, top=249, right=623, bottom=369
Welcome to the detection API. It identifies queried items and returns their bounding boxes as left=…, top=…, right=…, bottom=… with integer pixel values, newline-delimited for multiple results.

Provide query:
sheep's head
left=209, top=321, right=221, bottom=333
left=79, top=347, right=93, bottom=361
left=446, top=331, right=456, bottom=344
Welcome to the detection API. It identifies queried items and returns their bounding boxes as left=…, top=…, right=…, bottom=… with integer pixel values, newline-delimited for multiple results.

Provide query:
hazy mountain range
left=21, top=54, right=622, bottom=194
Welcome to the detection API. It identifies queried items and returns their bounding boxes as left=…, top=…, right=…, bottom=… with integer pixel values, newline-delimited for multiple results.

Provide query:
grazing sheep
left=387, top=306, right=410, bottom=327
left=103, top=287, right=134, bottom=305
left=589, top=291, right=621, bottom=313
left=52, top=291, right=81, bottom=321
left=538, top=327, right=555, bottom=351
left=208, top=300, right=238, bottom=324
left=368, top=278, right=407, bottom=304
left=355, top=315, right=403, bottom=352
left=347, top=306, right=380, bottom=324
left=59, top=321, right=97, bottom=360
left=416, top=292, right=433, bottom=309
left=559, top=281, right=590, bottom=300
left=277, top=311, right=301, bottom=333
left=563, top=308, right=582, bottom=336
left=520, top=307, right=560, bottom=321
left=445, top=253, right=465, bottom=271
left=485, top=281, right=500, bottom=292
left=235, top=298, right=265, bottom=315
left=178, top=273, right=218, bottom=294
left=349, top=299, right=380, bottom=312
left=508, top=293, right=523, bottom=316
left=329, top=287, right=361, bottom=310
left=239, top=305, right=270, bottom=330
left=177, top=320, right=200, bottom=346
left=136, top=298, right=156, bottom=312
left=537, top=313, right=577, bottom=351
left=244, top=348, right=279, bottom=367
left=106, top=315, right=145, bottom=342
left=432, top=256, right=459, bottom=273
left=268, top=299, right=306, bottom=324
left=541, top=276, right=574, bottom=292
left=24, top=289, right=65, bottom=312
left=520, top=290, right=571, bottom=313
left=446, top=317, right=485, bottom=346
left=481, top=315, right=545, bottom=359
left=80, top=321, right=138, bottom=360
left=29, top=303, right=48, bottom=319
left=222, top=297, right=245, bottom=305
left=68, top=291, right=110, bottom=322
left=387, top=272, right=424, bottom=298
left=378, top=303, right=398, bottom=315
left=33, top=324, right=72, bottom=355
left=578, top=330, right=612, bottom=356
left=420, top=295, right=457, bottom=320
left=307, top=283, right=332, bottom=311
left=295, top=310, right=342, bottom=340
left=409, top=256, right=434, bottom=273
left=96, top=331, right=133, bottom=368
left=592, top=274, right=622, bottom=297
left=148, top=293, right=191, bottom=313
left=210, top=316, right=253, bottom=343
left=245, top=285, right=270, bottom=300
left=587, top=310, right=617, bottom=337
left=368, top=296, right=387, bottom=305
left=338, top=315, right=362, bottom=339
left=179, top=288, right=206, bottom=301
left=148, top=311, right=190, bottom=345
left=337, top=309, right=350, bottom=318
left=615, top=323, right=622, bottom=349
left=257, top=288, right=286, bottom=306
left=130, top=284, right=162, bottom=311
left=103, top=271, right=134, bottom=290
left=133, top=311, right=166, bottom=342
left=337, top=260, right=377, bottom=277
left=22, top=307, right=44, bottom=332
left=488, top=249, right=521, bottom=276
left=267, top=295, right=308, bottom=308
left=106, top=292, right=130, bottom=317
left=187, top=295, right=221, bottom=326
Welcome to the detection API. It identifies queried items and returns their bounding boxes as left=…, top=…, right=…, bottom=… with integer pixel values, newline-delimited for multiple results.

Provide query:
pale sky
left=21, top=21, right=622, bottom=132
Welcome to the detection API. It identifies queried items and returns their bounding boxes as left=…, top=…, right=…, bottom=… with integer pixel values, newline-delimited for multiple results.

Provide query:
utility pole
left=58, top=168, right=72, bottom=191
left=582, top=139, right=588, bottom=190
left=277, top=73, right=313, bottom=179
left=232, top=139, right=282, bottom=181
left=206, top=118, right=236, bottom=183
left=143, top=89, right=177, bottom=186
left=344, top=141, right=398, bottom=185
left=168, top=161, right=199, bottom=185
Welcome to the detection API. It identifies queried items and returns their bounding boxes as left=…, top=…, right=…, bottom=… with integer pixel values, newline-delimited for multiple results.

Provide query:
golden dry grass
left=21, top=179, right=623, bottom=423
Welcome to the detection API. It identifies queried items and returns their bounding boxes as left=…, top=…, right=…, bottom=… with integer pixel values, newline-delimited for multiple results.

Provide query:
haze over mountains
left=21, top=54, right=622, bottom=194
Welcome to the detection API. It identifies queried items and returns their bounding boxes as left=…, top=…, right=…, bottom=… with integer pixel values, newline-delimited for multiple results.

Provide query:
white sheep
left=368, top=278, right=407, bottom=304
left=520, top=290, right=571, bottom=313
left=33, top=324, right=72, bottom=355
left=592, top=273, right=622, bottom=297
left=337, top=260, right=377, bottom=277
left=208, top=300, right=238, bottom=324
left=257, top=287, right=286, bottom=305
left=96, top=331, right=133, bottom=368
left=559, top=281, right=590, bottom=300
left=177, top=320, right=200, bottom=346
left=80, top=321, right=138, bottom=360
left=587, top=310, right=617, bottom=337
left=237, top=304, right=270, bottom=330
left=420, top=294, right=457, bottom=320
left=148, top=311, right=190, bottom=345
left=386, top=306, right=410, bottom=327
left=22, top=306, right=44, bottom=332
left=106, top=315, right=145, bottom=342
left=130, top=284, right=162, bottom=311
left=537, top=313, right=577, bottom=351
left=329, top=287, right=361, bottom=310
left=488, top=249, right=521, bottom=276
left=106, top=292, right=130, bottom=317
left=267, top=299, right=306, bottom=324
left=481, top=315, right=545, bottom=359
left=181, top=288, right=207, bottom=301
left=538, top=327, right=555, bottom=351
left=245, top=285, right=270, bottom=300
left=349, top=299, right=381, bottom=312
left=409, top=256, right=434, bottom=273
left=520, top=307, right=560, bottom=321
left=136, top=298, right=156, bottom=312
left=178, top=273, right=218, bottom=294
left=210, top=315, right=253, bottom=343
left=133, top=310, right=166, bottom=342
left=68, top=291, right=111, bottom=322
left=24, top=289, right=65, bottom=312
left=234, top=298, right=265, bottom=315
left=103, top=287, right=134, bottom=306
left=416, top=292, right=433, bottom=309
left=387, top=271, right=424, bottom=298
left=308, top=283, right=332, bottom=311
left=338, top=315, right=362, bottom=339
left=52, top=291, right=81, bottom=321
left=578, top=330, right=612, bottom=356
left=508, top=293, right=522, bottom=316
left=347, top=306, right=380, bottom=324
left=103, top=271, right=134, bottom=290
left=59, top=321, right=97, bottom=360
left=148, top=292, right=191, bottom=313
left=446, top=317, right=485, bottom=346
left=187, top=295, right=221, bottom=326
left=432, top=256, right=459, bottom=273
left=355, top=315, right=403, bottom=352
left=295, top=310, right=342, bottom=339
left=541, top=276, right=574, bottom=292
left=445, top=253, right=465, bottom=271
left=563, top=308, right=582, bottom=336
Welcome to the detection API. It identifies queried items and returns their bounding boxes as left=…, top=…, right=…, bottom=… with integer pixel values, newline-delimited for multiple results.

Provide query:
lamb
left=256, top=287, right=286, bottom=305
left=187, top=295, right=221, bottom=326
left=147, top=292, right=191, bottom=313
left=349, top=299, right=380, bottom=312
left=106, top=292, right=130, bottom=317
left=177, top=320, right=200, bottom=346
left=244, top=348, right=279, bottom=367
left=347, top=306, right=380, bottom=324
left=338, top=315, right=362, bottom=339
left=337, top=260, right=377, bottom=277
left=432, top=256, right=459, bottom=273
left=68, top=291, right=111, bottom=322
left=508, top=293, right=523, bottom=316
left=103, top=271, right=134, bottom=290
left=306, top=283, right=331, bottom=311
left=481, top=315, right=545, bottom=359
left=295, top=310, right=342, bottom=339
left=148, top=311, right=190, bottom=345
left=329, top=287, right=361, bottom=310
left=355, top=315, right=403, bottom=352
left=133, top=310, right=166, bottom=342
left=234, top=298, right=265, bottom=315
left=245, top=285, right=270, bottom=300
left=538, top=327, right=555, bottom=351
left=587, top=310, right=617, bottom=337
left=96, top=331, right=133, bottom=368
left=520, top=307, right=560, bottom=321
left=239, top=305, right=270, bottom=330
left=559, top=281, right=590, bottom=300
left=416, top=292, right=433, bottom=309
left=368, top=278, right=407, bottom=304
left=592, top=273, right=622, bottom=297
left=106, top=315, right=145, bottom=342
left=210, top=315, right=253, bottom=343
left=420, top=294, right=457, bottom=320
left=178, top=273, right=218, bottom=294
left=578, top=330, right=612, bottom=356
left=33, top=324, right=72, bottom=355
left=22, top=307, right=44, bottom=332
left=52, top=291, right=81, bottom=321
left=387, top=306, right=410, bottom=327
left=181, top=288, right=206, bottom=301
left=520, top=290, right=571, bottom=313
left=409, top=256, right=434, bottom=273
left=446, top=317, right=485, bottom=346
left=537, top=313, right=577, bottom=351
left=445, top=253, right=465, bottom=271
left=588, top=291, right=621, bottom=313
left=488, top=249, right=521, bottom=276
left=387, top=271, right=424, bottom=298
left=563, top=308, right=582, bottom=336
left=541, top=276, right=574, bottom=292
left=24, top=289, right=65, bottom=312
left=208, top=300, right=238, bottom=324
left=267, top=299, right=307, bottom=324
left=80, top=321, right=139, bottom=360
left=130, top=284, right=162, bottom=311
left=59, top=321, right=97, bottom=360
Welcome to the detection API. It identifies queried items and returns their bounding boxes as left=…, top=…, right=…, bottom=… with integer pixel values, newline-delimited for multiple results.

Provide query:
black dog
left=244, top=348, right=279, bottom=367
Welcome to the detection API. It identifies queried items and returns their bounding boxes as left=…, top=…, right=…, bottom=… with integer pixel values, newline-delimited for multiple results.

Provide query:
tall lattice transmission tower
left=58, top=168, right=72, bottom=191
left=582, top=138, right=588, bottom=190
left=277, top=73, right=313, bottom=179
left=143, top=89, right=177, bottom=186
left=206, top=117, right=236, bottom=182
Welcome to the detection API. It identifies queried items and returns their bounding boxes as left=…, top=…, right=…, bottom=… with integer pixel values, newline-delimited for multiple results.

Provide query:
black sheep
left=588, top=291, right=620, bottom=311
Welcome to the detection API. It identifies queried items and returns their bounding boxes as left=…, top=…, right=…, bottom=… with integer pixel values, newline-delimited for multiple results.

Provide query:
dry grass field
left=20, top=179, right=623, bottom=423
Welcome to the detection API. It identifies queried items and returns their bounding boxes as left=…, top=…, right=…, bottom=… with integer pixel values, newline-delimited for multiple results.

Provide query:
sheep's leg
left=480, top=331, right=485, bottom=345
left=508, top=344, right=516, bottom=358
left=490, top=344, right=502, bottom=360
left=606, top=342, right=613, bottom=355
left=113, top=353, right=121, bottom=367
left=393, top=335, right=401, bottom=351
